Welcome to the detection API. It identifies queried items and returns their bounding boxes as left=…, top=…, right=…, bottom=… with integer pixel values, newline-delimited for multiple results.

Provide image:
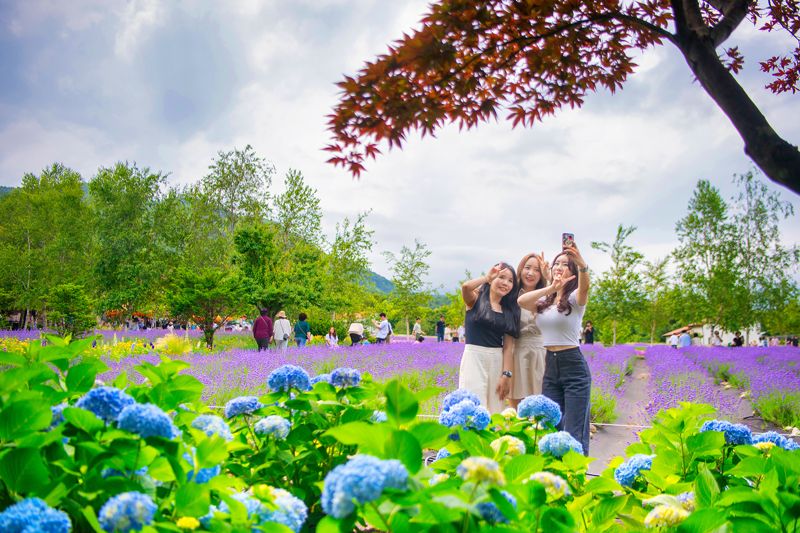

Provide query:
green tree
left=640, top=258, right=671, bottom=344
left=89, top=162, right=176, bottom=319
left=0, top=163, right=92, bottom=327
left=47, top=284, right=96, bottom=338
left=168, top=267, right=249, bottom=348
left=589, top=225, right=645, bottom=345
left=383, top=240, right=433, bottom=336
left=730, top=171, right=799, bottom=338
left=273, top=169, right=323, bottom=248
left=200, top=145, right=274, bottom=234
left=321, top=211, right=375, bottom=314
left=673, top=179, right=748, bottom=333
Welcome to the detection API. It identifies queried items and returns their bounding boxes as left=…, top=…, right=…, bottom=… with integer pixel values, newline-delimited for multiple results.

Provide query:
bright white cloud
left=0, top=0, right=797, bottom=287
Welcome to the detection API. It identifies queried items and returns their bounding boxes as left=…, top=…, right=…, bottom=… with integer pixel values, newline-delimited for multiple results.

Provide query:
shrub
left=47, top=283, right=96, bottom=338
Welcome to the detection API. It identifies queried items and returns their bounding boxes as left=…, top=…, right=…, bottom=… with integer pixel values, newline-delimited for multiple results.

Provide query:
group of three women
left=457, top=242, right=592, bottom=454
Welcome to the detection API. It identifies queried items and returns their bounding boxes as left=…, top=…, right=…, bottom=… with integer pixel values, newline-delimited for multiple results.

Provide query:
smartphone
left=562, top=233, right=575, bottom=248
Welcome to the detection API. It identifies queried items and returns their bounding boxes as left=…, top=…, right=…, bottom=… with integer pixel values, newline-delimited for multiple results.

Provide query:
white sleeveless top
left=535, top=290, right=585, bottom=347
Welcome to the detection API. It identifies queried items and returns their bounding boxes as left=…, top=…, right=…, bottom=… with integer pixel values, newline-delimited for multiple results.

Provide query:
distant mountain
left=0, top=186, right=13, bottom=198
left=366, top=271, right=394, bottom=294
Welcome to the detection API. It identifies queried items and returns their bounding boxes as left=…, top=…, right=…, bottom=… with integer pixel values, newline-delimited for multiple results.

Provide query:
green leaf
left=0, top=398, right=52, bottom=440
left=63, top=407, right=105, bottom=434
left=0, top=351, right=27, bottom=366
left=323, top=422, right=387, bottom=455
left=687, top=431, right=725, bottom=458
left=316, top=515, right=345, bottom=533
left=197, top=435, right=229, bottom=468
left=540, top=507, right=575, bottom=532
left=695, top=463, right=719, bottom=509
left=584, top=476, right=622, bottom=494
left=457, top=429, right=490, bottom=457
left=0, top=447, right=51, bottom=493
left=489, top=487, right=518, bottom=521
left=727, top=456, right=769, bottom=478
left=147, top=457, right=177, bottom=482
left=503, top=454, right=545, bottom=483
left=176, top=483, right=210, bottom=516
left=591, top=495, right=628, bottom=526
left=410, top=501, right=463, bottom=523
left=409, top=422, right=451, bottom=449
left=384, top=380, right=418, bottom=425
left=66, top=360, right=108, bottom=394
left=384, top=430, right=422, bottom=474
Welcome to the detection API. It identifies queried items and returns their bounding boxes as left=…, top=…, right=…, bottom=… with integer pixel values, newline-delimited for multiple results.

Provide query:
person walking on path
left=510, top=252, right=549, bottom=408
left=668, top=332, right=679, bottom=349
left=458, top=263, right=521, bottom=414
left=253, top=309, right=274, bottom=352
left=412, top=318, right=424, bottom=340
left=373, top=313, right=392, bottom=344
left=436, top=315, right=446, bottom=342
left=679, top=329, right=692, bottom=348
left=347, top=321, right=364, bottom=345
left=294, top=313, right=311, bottom=347
left=519, top=242, right=592, bottom=455
left=273, top=311, right=292, bottom=352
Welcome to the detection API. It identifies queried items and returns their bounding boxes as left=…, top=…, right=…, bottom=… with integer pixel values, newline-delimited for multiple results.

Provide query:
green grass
left=590, top=389, right=618, bottom=424
left=753, top=391, right=800, bottom=428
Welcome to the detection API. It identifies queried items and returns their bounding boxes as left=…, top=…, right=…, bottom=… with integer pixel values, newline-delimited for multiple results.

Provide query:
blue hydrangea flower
left=439, top=399, right=490, bottom=431
left=263, top=488, right=308, bottom=533
left=223, top=396, right=263, bottom=419
left=538, top=431, right=583, bottom=458
left=191, top=414, right=234, bottom=441
left=183, top=450, right=221, bottom=484
left=310, top=373, right=332, bottom=385
left=75, top=386, right=135, bottom=423
left=752, top=431, right=800, bottom=451
left=330, top=367, right=361, bottom=388
left=434, top=448, right=451, bottom=461
left=217, top=490, right=307, bottom=533
left=49, top=403, right=67, bottom=431
left=98, top=492, right=156, bottom=532
left=117, top=403, right=178, bottom=439
left=441, top=389, right=481, bottom=411
left=371, top=410, right=387, bottom=423
left=517, top=395, right=562, bottom=427
left=614, top=454, right=655, bottom=487
left=476, top=490, right=516, bottom=524
left=0, top=497, right=71, bottom=533
left=700, top=420, right=753, bottom=445
left=102, top=466, right=148, bottom=479
left=254, top=415, right=291, bottom=440
left=321, top=455, right=409, bottom=518
left=267, top=365, right=311, bottom=393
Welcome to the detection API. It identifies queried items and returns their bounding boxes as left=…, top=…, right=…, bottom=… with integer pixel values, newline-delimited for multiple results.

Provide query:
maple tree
left=326, top=0, right=800, bottom=194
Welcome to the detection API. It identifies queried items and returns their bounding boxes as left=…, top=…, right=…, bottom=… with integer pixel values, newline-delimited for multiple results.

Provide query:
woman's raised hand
left=486, top=263, right=502, bottom=283
left=535, top=252, right=552, bottom=283
left=562, top=243, right=587, bottom=270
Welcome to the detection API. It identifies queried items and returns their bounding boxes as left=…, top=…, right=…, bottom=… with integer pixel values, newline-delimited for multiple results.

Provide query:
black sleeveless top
left=464, top=307, right=509, bottom=348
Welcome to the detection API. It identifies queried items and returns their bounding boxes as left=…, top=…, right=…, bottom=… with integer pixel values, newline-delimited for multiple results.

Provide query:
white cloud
left=114, top=0, right=166, bottom=61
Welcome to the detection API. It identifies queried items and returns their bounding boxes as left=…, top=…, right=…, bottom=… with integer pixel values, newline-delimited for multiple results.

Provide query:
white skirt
left=458, top=344, right=506, bottom=414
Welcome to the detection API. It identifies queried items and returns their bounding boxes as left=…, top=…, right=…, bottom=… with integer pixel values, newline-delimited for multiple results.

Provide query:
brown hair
left=516, top=253, right=547, bottom=292
left=537, top=251, right=579, bottom=315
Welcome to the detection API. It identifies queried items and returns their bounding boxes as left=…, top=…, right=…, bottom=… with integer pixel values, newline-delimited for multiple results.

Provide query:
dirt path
left=588, top=356, right=650, bottom=476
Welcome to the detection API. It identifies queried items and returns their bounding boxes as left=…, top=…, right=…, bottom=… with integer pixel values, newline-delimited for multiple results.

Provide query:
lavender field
left=2, top=329, right=799, bottom=425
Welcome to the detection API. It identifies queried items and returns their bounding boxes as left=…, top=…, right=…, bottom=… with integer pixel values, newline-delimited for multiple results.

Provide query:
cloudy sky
left=1, top=0, right=798, bottom=289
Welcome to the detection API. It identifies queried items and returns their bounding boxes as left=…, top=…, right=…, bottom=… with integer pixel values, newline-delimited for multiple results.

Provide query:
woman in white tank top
left=518, top=243, right=592, bottom=455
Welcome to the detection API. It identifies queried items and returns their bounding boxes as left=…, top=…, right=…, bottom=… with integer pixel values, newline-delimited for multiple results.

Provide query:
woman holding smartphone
left=510, top=252, right=549, bottom=408
left=518, top=240, right=591, bottom=455
left=459, top=263, right=521, bottom=413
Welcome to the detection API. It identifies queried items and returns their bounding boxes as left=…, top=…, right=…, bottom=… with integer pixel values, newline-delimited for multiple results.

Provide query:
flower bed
left=0, top=337, right=798, bottom=532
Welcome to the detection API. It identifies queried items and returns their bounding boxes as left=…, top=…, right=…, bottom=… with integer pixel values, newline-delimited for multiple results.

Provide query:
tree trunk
left=203, top=325, right=215, bottom=349
left=672, top=2, right=800, bottom=194
left=650, top=320, right=656, bottom=345
left=612, top=319, right=617, bottom=346
left=405, top=317, right=410, bottom=337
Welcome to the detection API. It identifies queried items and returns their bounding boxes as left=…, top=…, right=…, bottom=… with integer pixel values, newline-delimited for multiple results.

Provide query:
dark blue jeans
left=543, top=347, right=592, bottom=455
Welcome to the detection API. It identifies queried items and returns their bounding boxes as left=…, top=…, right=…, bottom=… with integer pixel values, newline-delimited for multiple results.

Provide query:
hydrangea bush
left=0, top=335, right=798, bottom=532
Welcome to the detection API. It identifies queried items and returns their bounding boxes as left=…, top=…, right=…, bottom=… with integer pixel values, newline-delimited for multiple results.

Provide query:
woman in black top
left=458, top=263, right=521, bottom=413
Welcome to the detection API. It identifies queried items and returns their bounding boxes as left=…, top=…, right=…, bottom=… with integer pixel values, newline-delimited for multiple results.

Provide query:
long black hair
left=537, top=251, right=579, bottom=315
left=472, top=262, right=521, bottom=337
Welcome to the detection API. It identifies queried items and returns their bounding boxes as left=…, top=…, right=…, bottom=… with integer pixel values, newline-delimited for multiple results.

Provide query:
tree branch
left=709, top=0, right=749, bottom=46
